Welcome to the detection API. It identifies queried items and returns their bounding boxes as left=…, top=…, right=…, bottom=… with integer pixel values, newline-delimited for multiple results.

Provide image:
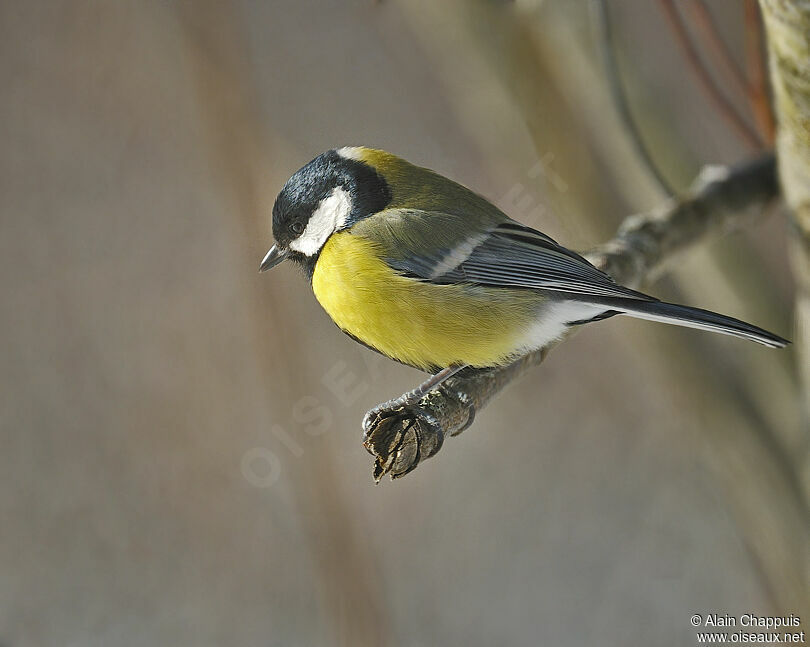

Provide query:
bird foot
left=362, top=402, right=445, bottom=482
left=361, top=384, right=477, bottom=482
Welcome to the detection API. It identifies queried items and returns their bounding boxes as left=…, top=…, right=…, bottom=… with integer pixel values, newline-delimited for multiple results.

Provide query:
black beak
left=259, top=245, right=289, bottom=272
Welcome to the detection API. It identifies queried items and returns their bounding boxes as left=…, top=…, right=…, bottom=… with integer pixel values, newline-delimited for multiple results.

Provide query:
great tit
left=260, top=147, right=788, bottom=399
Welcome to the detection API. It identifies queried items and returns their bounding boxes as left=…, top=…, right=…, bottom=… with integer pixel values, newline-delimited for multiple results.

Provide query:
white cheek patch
left=289, top=186, right=353, bottom=256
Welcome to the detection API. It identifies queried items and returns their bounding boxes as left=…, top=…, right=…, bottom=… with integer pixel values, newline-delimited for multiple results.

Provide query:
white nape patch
left=337, top=146, right=365, bottom=161
left=517, top=301, right=607, bottom=354
left=429, top=233, right=489, bottom=279
left=289, top=186, right=352, bottom=256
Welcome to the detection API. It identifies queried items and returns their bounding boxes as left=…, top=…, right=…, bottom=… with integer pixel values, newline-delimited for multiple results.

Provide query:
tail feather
left=579, top=297, right=790, bottom=348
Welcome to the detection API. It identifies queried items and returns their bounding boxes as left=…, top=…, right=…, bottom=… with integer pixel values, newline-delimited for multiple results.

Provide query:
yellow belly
left=311, top=232, right=543, bottom=370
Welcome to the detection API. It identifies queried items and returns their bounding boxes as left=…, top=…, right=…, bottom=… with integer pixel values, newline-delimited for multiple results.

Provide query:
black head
left=262, top=149, right=392, bottom=273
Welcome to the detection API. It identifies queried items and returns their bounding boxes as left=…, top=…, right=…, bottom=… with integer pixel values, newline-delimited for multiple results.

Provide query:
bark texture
left=759, top=0, right=810, bottom=500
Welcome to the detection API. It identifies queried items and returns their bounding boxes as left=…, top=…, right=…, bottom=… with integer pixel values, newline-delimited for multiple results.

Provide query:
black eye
left=290, top=221, right=305, bottom=235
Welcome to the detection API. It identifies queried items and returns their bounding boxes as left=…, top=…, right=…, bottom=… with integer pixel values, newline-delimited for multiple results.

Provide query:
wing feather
left=361, top=210, right=653, bottom=301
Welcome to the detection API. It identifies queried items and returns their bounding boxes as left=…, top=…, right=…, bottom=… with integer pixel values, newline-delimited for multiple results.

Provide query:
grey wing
left=387, top=219, right=655, bottom=302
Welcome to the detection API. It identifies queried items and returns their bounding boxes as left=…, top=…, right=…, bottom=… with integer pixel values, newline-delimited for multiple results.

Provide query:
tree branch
left=591, top=0, right=675, bottom=196
left=659, top=0, right=763, bottom=149
left=363, top=154, right=778, bottom=482
left=759, top=0, right=810, bottom=502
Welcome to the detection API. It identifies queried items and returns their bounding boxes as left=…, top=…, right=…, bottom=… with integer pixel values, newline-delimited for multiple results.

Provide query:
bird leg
left=362, top=365, right=466, bottom=481
left=405, top=365, right=466, bottom=401
left=364, top=365, right=464, bottom=422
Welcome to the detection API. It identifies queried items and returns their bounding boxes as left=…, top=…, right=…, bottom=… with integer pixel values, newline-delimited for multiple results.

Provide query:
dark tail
left=582, top=297, right=790, bottom=348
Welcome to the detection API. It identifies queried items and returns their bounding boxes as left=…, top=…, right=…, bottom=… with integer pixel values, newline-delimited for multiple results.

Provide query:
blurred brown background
left=1, top=1, right=804, bottom=645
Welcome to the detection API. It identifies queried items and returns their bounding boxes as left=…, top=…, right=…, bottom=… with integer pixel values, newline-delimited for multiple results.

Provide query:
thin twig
left=744, top=0, right=776, bottom=144
left=591, top=0, right=675, bottom=196
left=685, top=0, right=751, bottom=104
left=687, top=0, right=775, bottom=144
left=658, top=0, right=763, bottom=149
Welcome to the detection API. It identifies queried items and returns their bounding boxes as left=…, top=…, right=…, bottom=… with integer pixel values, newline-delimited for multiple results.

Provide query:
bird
left=260, top=146, right=788, bottom=407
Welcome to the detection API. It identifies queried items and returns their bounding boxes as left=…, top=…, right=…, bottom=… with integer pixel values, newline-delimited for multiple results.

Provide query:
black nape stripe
left=329, top=150, right=393, bottom=227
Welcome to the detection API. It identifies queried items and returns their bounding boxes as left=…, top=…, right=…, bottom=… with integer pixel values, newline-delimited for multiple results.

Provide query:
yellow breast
left=311, top=232, right=542, bottom=370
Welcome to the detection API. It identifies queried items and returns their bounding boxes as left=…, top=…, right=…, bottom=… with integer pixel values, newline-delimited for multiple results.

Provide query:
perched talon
left=389, top=418, right=420, bottom=479
left=361, top=399, right=447, bottom=481
left=363, top=411, right=404, bottom=457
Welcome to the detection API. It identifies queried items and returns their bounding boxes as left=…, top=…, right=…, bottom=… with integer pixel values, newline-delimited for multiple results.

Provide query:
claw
left=389, top=418, right=420, bottom=479
left=362, top=402, right=445, bottom=481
